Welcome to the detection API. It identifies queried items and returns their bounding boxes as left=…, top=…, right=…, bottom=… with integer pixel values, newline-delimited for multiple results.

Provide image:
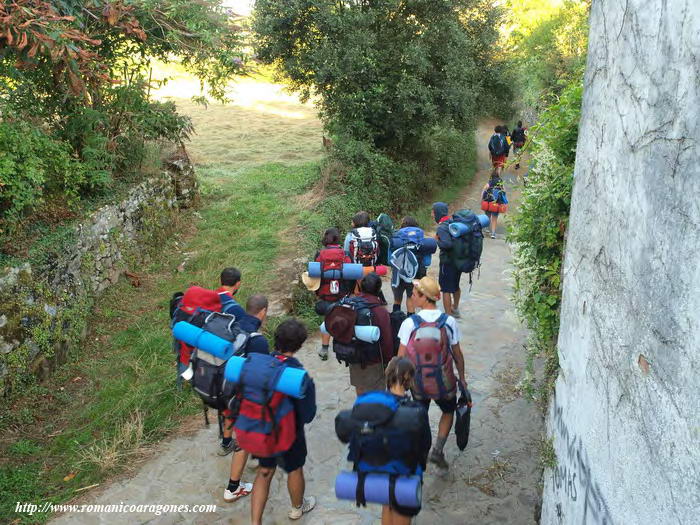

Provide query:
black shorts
left=420, top=396, right=457, bottom=414
left=438, top=263, right=461, bottom=294
left=392, top=501, right=421, bottom=518
left=391, top=280, right=414, bottom=302
left=256, top=435, right=307, bottom=473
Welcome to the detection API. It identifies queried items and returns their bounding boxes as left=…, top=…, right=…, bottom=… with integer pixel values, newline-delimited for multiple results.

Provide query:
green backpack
left=449, top=209, right=483, bottom=275
left=374, top=213, right=394, bottom=266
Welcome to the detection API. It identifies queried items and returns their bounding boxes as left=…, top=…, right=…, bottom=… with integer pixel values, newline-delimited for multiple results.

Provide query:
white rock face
left=541, top=1, right=700, bottom=524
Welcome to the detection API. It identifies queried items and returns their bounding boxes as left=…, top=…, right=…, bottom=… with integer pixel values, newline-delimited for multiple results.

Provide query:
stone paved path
left=52, top=123, right=542, bottom=525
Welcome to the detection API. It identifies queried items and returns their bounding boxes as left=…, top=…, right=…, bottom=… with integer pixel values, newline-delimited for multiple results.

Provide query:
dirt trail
left=51, top=122, right=542, bottom=525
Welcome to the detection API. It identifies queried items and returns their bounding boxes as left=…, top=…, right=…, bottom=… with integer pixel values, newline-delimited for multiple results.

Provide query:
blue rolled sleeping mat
left=448, top=215, right=490, bottom=237
left=335, top=471, right=422, bottom=508
left=308, top=262, right=364, bottom=280
left=319, top=322, right=380, bottom=343
left=172, top=321, right=234, bottom=360
left=224, top=353, right=309, bottom=399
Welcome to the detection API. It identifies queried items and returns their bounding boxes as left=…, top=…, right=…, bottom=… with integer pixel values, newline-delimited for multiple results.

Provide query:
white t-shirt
left=398, top=309, right=461, bottom=347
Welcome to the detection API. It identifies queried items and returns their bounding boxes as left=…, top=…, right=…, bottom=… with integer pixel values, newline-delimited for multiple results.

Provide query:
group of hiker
left=168, top=125, right=523, bottom=524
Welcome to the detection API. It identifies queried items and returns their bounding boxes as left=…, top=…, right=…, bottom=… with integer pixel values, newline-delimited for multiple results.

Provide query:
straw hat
left=301, top=272, right=321, bottom=292
left=413, top=276, right=441, bottom=302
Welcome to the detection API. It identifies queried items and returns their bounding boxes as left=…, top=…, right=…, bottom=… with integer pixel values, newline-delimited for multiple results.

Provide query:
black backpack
left=390, top=310, right=407, bottom=354
left=511, top=127, right=526, bottom=143
left=449, top=209, right=484, bottom=276
left=327, top=297, right=382, bottom=367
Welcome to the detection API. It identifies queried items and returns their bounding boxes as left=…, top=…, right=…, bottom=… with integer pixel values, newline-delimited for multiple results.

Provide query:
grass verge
left=0, top=161, right=320, bottom=524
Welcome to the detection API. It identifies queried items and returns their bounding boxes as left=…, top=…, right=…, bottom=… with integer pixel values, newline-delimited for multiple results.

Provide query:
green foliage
left=510, top=81, right=582, bottom=400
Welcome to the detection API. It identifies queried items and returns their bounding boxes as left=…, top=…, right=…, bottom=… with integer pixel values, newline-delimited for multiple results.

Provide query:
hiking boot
left=288, top=496, right=316, bottom=520
left=429, top=449, right=449, bottom=470
left=223, top=481, right=253, bottom=503
left=318, top=347, right=328, bottom=361
left=451, top=309, right=462, bottom=319
left=217, top=439, right=237, bottom=457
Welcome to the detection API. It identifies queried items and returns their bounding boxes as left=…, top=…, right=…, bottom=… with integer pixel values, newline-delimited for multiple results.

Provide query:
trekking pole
left=217, top=412, right=224, bottom=440
left=202, top=404, right=210, bottom=427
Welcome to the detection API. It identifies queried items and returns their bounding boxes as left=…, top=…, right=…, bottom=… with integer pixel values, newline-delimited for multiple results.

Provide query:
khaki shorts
left=349, top=362, right=385, bottom=392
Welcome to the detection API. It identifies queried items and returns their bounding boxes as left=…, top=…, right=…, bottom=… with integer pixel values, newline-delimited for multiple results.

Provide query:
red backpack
left=404, top=314, right=456, bottom=400
left=233, top=354, right=297, bottom=457
left=317, top=245, right=351, bottom=301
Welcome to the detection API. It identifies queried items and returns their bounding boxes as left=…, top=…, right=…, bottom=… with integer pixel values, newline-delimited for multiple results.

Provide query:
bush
left=509, top=81, right=582, bottom=399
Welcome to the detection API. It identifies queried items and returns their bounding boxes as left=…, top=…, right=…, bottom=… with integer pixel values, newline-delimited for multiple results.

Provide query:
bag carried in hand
left=448, top=209, right=483, bottom=275
left=405, top=313, right=456, bottom=400
left=374, top=214, right=394, bottom=266
left=325, top=297, right=382, bottom=367
left=349, top=227, right=379, bottom=267
left=455, top=383, right=473, bottom=451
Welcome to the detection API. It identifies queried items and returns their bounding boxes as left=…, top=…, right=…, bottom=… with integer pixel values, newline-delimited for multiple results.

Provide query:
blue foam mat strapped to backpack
left=224, top=353, right=309, bottom=399
left=335, top=471, right=422, bottom=508
left=172, top=321, right=233, bottom=360
left=308, top=262, right=364, bottom=280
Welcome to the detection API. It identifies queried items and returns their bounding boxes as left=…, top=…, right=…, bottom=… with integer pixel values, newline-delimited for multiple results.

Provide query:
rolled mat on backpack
left=172, top=321, right=234, bottom=360
left=308, top=262, right=364, bottom=280
left=224, top=354, right=309, bottom=399
left=362, top=265, right=388, bottom=277
left=418, top=237, right=437, bottom=254
left=335, top=471, right=422, bottom=508
left=320, top=322, right=380, bottom=343
left=448, top=216, right=489, bottom=237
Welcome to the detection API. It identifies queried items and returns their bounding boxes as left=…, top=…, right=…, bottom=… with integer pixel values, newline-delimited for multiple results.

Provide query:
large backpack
left=316, top=246, right=351, bottom=301
left=349, top=227, right=379, bottom=267
left=233, top=353, right=298, bottom=457
left=374, top=214, right=394, bottom=265
left=448, top=209, right=483, bottom=276
left=389, top=227, right=426, bottom=288
left=326, top=297, right=382, bottom=367
left=335, top=391, right=428, bottom=476
left=489, top=133, right=508, bottom=156
left=405, top=314, right=456, bottom=400
left=511, top=127, right=526, bottom=144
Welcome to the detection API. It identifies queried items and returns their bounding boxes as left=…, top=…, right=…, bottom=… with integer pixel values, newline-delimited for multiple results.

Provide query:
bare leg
left=287, top=467, right=305, bottom=508
left=490, top=215, right=497, bottom=234
left=390, top=509, right=411, bottom=525
left=321, top=333, right=330, bottom=346
left=438, top=411, right=455, bottom=439
left=443, top=292, right=453, bottom=315
left=406, top=295, right=415, bottom=314
left=251, top=466, right=275, bottom=525
left=230, top=449, right=249, bottom=481
left=223, top=415, right=233, bottom=440
left=453, top=288, right=461, bottom=312
left=492, top=215, right=499, bottom=235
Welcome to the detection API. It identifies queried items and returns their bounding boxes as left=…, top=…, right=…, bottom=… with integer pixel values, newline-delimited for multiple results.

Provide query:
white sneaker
left=223, top=481, right=253, bottom=502
left=288, top=496, right=316, bottom=520
left=451, top=309, right=462, bottom=319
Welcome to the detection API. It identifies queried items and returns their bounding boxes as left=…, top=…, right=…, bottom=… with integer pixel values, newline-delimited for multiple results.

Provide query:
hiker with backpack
left=397, top=276, right=467, bottom=470
left=511, top=120, right=527, bottom=170
left=216, top=267, right=246, bottom=318
left=325, top=273, right=394, bottom=395
left=482, top=173, right=508, bottom=240
left=223, top=294, right=270, bottom=502
left=344, top=210, right=387, bottom=303
left=249, top=318, right=317, bottom=523
left=488, top=125, right=510, bottom=177
left=433, top=202, right=462, bottom=318
left=310, top=227, right=353, bottom=361
left=390, top=216, right=426, bottom=317
left=335, top=356, right=431, bottom=524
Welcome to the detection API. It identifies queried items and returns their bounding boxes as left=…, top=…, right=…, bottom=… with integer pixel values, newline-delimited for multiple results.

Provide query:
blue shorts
left=256, top=434, right=307, bottom=473
left=438, top=263, right=461, bottom=294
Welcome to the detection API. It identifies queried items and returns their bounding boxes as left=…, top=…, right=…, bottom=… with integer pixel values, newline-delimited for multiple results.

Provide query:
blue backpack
left=489, top=134, right=508, bottom=156
left=390, top=227, right=426, bottom=287
left=335, top=391, right=428, bottom=476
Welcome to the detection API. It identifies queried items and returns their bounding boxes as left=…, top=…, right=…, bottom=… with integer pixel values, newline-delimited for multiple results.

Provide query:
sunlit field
left=152, top=65, right=324, bottom=168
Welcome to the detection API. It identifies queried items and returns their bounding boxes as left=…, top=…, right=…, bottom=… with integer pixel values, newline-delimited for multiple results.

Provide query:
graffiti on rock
left=551, top=401, right=615, bottom=524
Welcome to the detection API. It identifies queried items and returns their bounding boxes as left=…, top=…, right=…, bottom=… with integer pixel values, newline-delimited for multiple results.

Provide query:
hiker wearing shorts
left=312, top=227, right=352, bottom=361
left=224, top=294, right=270, bottom=503
left=348, top=273, right=394, bottom=395
left=391, top=216, right=425, bottom=316
left=433, top=202, right=462, bottom=318
left=488, top=125, right=510, bottom=177
left=511, top=120, right=527, bottom=170
left=251, top=319, right=317, bottom=523
left=344, top=210, right=387, bottom=304
left=398, top=277, right=466, bottom=470
left=482, top=173, right=506, bottom=240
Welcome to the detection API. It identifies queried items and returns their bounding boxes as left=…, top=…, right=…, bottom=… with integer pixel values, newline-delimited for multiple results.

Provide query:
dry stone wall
left=541, top=1, right=699, bottom=524
left=0, top=151, right=197, bottom=393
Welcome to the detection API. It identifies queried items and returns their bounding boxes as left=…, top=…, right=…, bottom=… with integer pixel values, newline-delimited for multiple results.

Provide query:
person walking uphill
left=250, top=319, right=317, bottom=524
left=488, top=125, right=510, bottom=177
left=398, top=276, right=467, bottom=470
left=311, top=227, right=352, bottom=361
left=433, top=202, right=462, bottom=318
left=482, top=173, right=508, bottom=240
